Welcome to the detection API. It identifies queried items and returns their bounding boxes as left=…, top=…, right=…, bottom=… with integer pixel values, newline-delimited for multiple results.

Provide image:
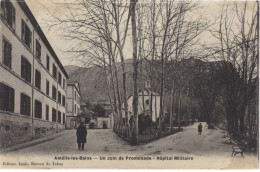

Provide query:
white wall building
left=66, top=82, right=80, bottom=128
left=122, top=90, right=161, bottom=122
left=0, top=0, right=68, bottom=147
left=96, top=117, right=112, bottom=129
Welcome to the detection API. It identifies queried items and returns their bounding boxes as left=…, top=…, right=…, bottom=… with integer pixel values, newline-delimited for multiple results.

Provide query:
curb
left=0, top=131, right=67, bottom=154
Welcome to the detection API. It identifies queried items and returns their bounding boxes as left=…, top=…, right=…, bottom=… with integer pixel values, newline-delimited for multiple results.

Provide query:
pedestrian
left=77, top=122, right=87, bottom=150
left=129, top=115, right=133, bottom=131
left=198, top=123, right=202, bottom=135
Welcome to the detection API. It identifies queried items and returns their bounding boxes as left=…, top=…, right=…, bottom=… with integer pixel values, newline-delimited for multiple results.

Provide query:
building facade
left=122, top=90, right=161, bottom=123
left=0, top=0, right=69, bottom=148
left=66, top=82, right=80, bottom=129
left=97, top=117, right=112, bottom=129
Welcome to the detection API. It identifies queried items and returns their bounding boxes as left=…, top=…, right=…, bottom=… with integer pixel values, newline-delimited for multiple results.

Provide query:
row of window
left=1, top=0, right=66, bottom=89
left=3, top=38, right=66, bottom=106
left=0, top=82, right=65, bottom=124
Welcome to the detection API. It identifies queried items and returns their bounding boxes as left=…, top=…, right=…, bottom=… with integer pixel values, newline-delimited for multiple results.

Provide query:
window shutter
left=36, top=40, right=40, bottom=58
left=9, top=86, right=14, bottom=112
left=27, top=60, right=31, bottom=83
left=3, top=85, right=9, bottom=111
left=20, top=94, right=24, bottom=115
left=21, top=57, right=25, bottom=79
left=1, top=0, right=6, bottom=19
left=29, top=30, right=32, bottom=48
left=3, top=40, right=7, bottom=65
left=27, top=95, right=30, bottom=116
left=2, top=39, right=11, bottom=68
left=0, top=83, right=14, bottom=112
left=46, top=55, right=50, bottom=70
left=27, top=96, right=29, bottom=116
left=12, top=5, right=15, bottom=30
left=39, top=72, right=41, bottom=89
left=7, top=40, right=11, bottom=68
left=9, top=43, right=12, bottom=68
left=39, top=43, right=41, bottom=57
left=0, top=83, right=5, bottom=110
left=39, top=102, right=42, bottom=118
left=21, top=21, right=25, bottom=41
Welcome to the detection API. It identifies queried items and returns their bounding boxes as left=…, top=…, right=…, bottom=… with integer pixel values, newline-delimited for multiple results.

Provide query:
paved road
left=3, top=122, right=258, bottom=169
left=6, top=122, right=232, bottom=156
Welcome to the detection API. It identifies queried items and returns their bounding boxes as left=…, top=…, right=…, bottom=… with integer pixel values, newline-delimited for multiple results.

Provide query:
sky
left=25, top=0, right=74, bottom=66
left=24, top=0, right=257, bottom=67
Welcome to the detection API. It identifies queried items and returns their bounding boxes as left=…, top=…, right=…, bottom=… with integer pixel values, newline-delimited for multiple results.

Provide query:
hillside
left=64, top=59, right=135, bottom=104
left=64, top=65, right=82, bottom=75
left=64, top=58, right=215, bottom=105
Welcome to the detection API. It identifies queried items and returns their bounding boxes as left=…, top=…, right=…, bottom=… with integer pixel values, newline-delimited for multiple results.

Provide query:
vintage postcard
left=0, top=0, right=259, bottom=169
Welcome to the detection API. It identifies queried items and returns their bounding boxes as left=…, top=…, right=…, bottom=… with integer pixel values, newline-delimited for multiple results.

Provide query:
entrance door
left=70, top=120, right=75, bottom=129
left=103, top=121, right=107, bottom=129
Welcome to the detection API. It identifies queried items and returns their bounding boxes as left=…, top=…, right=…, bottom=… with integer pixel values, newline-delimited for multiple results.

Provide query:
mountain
left=64, top=59, right=134, bottom=104
left=63, top=58, right=222, bottom=105
left=64, top=65, right=82, bottom=76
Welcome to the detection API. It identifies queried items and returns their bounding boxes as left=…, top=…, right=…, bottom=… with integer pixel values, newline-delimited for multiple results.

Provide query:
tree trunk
left=239, top=108, right=246, bottom=135
left=105, top=39, right=119, bottom=131
left=247, top=105, right=252, bottom=137
left=150, top=92, right=153, bottom=122
left=131, top=0, right=138, bottom=143
left=155, top=92, right=158, bottom=124
left=102, top=50, right=116, bottom=131
left=170, top=80, right=175, bottom=132
left=178, top=92, right=181, bottom=130
left=112, top=2, right=129, bottom=136
left=111, top=57, right=123, bottom=132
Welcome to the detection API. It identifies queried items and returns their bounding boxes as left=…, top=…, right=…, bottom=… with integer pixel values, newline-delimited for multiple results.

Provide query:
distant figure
left=77, top=122, right=87, bottom=150
left=129, top=115, right=134, bottom=131
left=138, top=113, right=146, bottom=134
left=198, top=123, right=202, bottom=135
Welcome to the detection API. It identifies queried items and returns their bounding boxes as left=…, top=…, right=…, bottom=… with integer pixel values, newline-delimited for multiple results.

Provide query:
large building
left=66, top=82, right=81, bottom=129
left=0, top=0, right=69, bottom=148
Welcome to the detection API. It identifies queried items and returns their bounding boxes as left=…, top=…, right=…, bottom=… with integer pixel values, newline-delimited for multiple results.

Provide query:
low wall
left=113, top=127, right=182, bottom=145
left=0, top=111, right=64, bottom=148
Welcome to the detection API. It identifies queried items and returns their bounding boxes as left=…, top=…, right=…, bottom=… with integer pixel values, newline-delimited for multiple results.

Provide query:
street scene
left=0, top=0, right=259, bottom=169
left=5, top=123, right=232, bottom=156
left=2, top=122, right=258, bottom=169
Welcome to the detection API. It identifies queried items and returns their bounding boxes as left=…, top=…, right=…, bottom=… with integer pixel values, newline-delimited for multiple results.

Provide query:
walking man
left=77, top=122, right=87, bottom=150
left=198, top=123, right=202, bottom=135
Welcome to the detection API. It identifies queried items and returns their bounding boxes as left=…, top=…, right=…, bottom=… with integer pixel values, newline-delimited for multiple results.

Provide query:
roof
left=67, top=81, right=78, bottom=85
left=127, top=90, right=160, bottom=100
left=67, top=82, right=81, bottom=95
left=138, top=90, right=160, bottom=96
left=17, top=0, right=69, bottom=79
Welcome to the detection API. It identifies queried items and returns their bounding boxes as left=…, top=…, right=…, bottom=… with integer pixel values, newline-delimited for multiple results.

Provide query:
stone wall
left=0, top=112, right=64, bottom=148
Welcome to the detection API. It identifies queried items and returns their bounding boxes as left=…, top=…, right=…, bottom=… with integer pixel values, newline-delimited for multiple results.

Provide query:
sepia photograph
left=0, top=0, right=259, bottom=169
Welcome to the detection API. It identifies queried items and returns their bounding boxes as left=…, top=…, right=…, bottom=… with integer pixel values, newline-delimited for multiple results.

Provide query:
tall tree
left=209, top=1, right=258, bottom=134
